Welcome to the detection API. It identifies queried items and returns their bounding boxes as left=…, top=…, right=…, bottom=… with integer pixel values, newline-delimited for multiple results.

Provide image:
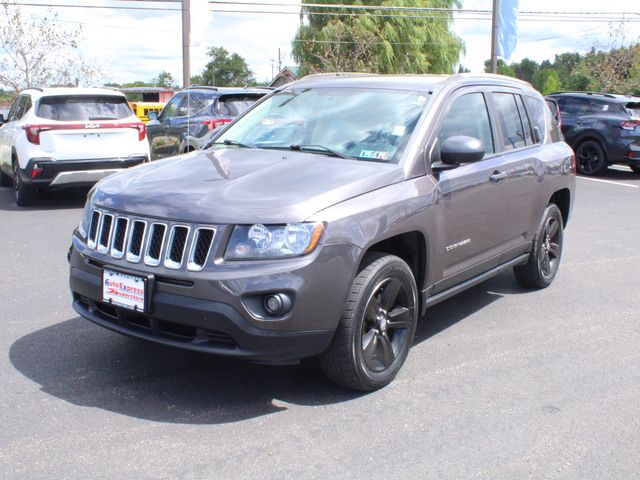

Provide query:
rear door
left=486, top=91, right=541, bottom=258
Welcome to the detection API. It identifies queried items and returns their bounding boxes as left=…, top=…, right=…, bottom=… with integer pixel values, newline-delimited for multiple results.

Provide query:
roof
left=286, top=73, right=533, bottom=93
left=547, top=91, right=640, bottom=103
left=176, top=86, right=269, bottom=95
left=117, top=87, right=174, bottom=94
left=22, top=86, right=126, bottom=97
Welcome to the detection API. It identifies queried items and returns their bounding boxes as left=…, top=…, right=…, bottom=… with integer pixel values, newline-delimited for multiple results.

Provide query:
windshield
left=37, top=95, right=133, bottom=121
left=214, top=87, right=430, bottom=163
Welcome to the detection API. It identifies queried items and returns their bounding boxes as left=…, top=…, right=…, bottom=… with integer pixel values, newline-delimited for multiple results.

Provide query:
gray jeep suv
left=69, top=74, right=575, bottom=391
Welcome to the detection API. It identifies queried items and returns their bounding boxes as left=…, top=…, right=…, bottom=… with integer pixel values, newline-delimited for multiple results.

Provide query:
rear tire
left=13, top=162, right=35, bottom=207
left=0, top=167, right=11, bottom=187
left=514, top=204, right=563, bottom=289
left=575, top=140, right=607, bottom=176
left=320, top=253, right=418, bottom=391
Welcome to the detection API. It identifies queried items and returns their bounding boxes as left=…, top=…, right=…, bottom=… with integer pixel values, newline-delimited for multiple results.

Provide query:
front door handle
left=490, top=171, right=508, bottom=182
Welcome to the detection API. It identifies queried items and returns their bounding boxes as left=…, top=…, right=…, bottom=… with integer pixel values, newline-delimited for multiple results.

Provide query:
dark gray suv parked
left=547, top=91, right=640, bottom=175
left=69, top=74, right=575, bottom=391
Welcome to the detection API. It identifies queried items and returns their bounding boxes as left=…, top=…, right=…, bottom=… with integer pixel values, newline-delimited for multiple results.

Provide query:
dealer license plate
left=102, top=268, right=146, bottom=313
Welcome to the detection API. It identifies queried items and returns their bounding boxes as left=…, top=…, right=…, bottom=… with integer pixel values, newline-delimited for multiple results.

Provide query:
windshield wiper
left=88, top=116, right=119, bottom=120
left=209, top=139, right=254, bottom=149
left=289, top=144, right=353, bottom=159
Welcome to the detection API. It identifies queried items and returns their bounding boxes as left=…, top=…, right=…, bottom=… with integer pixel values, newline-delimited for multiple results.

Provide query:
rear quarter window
left=625, top=102, right=640, bottom=118
left=37, top=95, right=133, bottom=121
left=216, top=95, right=264, bottom=116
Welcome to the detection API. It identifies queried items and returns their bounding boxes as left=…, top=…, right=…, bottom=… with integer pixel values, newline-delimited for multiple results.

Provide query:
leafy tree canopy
left=0, top=0, right=102, bottom=92
left=198, top=46, right=254, bottom=86
left=292, top=0, right=465, bottom=75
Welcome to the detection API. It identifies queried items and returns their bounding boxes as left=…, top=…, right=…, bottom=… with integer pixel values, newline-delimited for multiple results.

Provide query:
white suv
left=0, top=87, right=150, bottom=206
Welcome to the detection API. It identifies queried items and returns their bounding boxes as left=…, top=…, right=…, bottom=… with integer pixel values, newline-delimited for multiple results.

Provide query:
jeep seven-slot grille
left=87, top=209, right=215, bottom=271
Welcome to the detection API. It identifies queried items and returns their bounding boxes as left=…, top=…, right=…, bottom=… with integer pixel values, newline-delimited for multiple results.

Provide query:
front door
left=429, top=90, right=510, bottom=292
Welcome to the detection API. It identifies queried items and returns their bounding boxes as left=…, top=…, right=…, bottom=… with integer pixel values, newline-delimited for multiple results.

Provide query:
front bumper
left=20, top=156, right=148, bottom=188
left=69, top=236, right=359, bottom=362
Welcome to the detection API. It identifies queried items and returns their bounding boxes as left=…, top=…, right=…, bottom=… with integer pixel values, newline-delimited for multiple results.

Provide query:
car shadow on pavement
left=9, top=271, right=524, bottom=425
left=413, top=270, right=521, bottom=344
left=0, top=185, right=88, bottom=211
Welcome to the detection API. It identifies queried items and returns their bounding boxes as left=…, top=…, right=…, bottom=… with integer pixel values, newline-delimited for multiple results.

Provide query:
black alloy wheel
left=575, top=140, right=607, bottom=176
left=320, top=253, right=418, bottom=391
left=514, top=203, right=564, bottom=289
left=360, top=277, right=414, bottom=373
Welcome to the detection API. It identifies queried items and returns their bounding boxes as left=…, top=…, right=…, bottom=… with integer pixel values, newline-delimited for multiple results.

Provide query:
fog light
left=263, top=293, right=292, bottom=316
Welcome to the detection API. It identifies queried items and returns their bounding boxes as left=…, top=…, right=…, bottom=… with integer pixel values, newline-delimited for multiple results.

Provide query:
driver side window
left=435, top=92, right=494, bottom=162
left=160, top=95, right=184, bottom=120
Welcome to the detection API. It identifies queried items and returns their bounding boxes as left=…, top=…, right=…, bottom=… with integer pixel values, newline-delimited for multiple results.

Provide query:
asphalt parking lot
left=1, top=168, right=639, bottom=479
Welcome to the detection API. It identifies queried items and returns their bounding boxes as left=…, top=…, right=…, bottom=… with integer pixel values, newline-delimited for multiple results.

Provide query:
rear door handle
left=490, top=171, right=508, bottom=182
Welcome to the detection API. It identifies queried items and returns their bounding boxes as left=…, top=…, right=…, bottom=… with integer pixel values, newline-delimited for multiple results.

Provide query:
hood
left=92, top=147, right=403, bottom=224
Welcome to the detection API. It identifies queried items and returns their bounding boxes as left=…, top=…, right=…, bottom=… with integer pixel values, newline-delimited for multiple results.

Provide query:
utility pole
left=490, top=0, right=499, bottom=73
left=182, top=0, right=191, bottom=88
left=278, top=48, right=282, bottom=72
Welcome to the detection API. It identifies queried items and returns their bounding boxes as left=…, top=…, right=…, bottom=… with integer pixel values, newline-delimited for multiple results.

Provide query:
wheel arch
left=549, top=188, right=571, bottom=228
left=360, top=231, right=427, bottom=300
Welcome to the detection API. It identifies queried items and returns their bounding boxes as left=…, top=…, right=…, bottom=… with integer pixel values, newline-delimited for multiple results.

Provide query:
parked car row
left=0, top=85, right=266, bottom=206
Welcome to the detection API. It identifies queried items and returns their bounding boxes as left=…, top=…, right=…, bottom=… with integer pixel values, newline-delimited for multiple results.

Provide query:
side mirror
left=441, top=135, right=485, bottom=165
left=147, top=111, right=158, bottom=121
left=0, top=114, right=5, bottom=125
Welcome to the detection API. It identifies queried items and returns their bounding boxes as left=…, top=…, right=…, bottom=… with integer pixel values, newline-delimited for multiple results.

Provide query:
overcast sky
left=13, top=0, right=640, bottom=86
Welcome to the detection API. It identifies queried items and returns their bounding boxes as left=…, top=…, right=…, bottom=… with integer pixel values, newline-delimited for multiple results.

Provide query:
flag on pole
left=497, top=0, right=519, bottom=60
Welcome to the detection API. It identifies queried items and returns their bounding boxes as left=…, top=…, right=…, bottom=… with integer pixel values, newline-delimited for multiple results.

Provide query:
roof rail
left=25, top=87, right=43, bottom=92
left=185, top=85, right=218, bottom=91
left=548, top=91, right=617, bottom=98
left=299, top=72, right=375, bottom=81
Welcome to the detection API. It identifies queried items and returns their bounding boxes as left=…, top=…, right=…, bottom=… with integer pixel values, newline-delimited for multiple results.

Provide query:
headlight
left=225, top=222, right=324, bottom=260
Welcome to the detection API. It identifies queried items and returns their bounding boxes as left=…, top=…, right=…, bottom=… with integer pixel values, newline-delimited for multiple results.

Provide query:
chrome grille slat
left=97, top=214, right=114, bottom=254
left=87, top=210, right=101, bottom=249
left=88, top=209, right=216, bottom=270
left=164, top=225, right=190, bottom=269
left=188, top=228, right=215, bottom=271
left=144, top=223, right=167, bottom=266
left=110, top=217, right=129, bottom=259
left=126, top=220, right=147, bottom=263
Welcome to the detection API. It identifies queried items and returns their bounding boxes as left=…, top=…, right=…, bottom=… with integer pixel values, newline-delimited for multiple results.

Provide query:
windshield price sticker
left=102, top=269, right=146, bottom=312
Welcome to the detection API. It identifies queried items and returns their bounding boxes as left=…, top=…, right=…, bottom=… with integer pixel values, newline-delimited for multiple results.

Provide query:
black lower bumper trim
left=70, top=265, right=334, bottom=362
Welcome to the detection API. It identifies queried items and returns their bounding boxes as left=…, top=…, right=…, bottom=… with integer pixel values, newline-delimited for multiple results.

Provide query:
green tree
left=199, top=47, right=254, bottom=86
left=292, top=0, right=464, bottom=75
left=483, top=58, right=515, bottom=77
left=0, top=0, right=102, bottom=91
left=513, top=58, right=539, bottom=84
left=154, top=70, right=176, bottom=88
left=532, top=69, right=561, bottom=94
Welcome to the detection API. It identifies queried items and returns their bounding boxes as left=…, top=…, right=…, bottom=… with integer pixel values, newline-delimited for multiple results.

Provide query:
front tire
left=575, top=140, right=607, bottom=176
left=13, top=162, right=35, bottom=206
left=320, top=253, right=418, bottom=391
left=514, top=204, right=563, bottom=289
